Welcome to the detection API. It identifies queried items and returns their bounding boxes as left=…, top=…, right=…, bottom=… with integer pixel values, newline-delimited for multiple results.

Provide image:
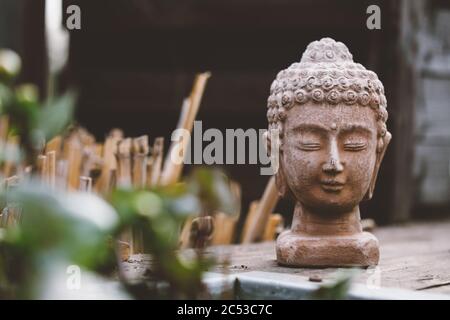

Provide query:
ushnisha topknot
left=267, top=38, right=388, bottom=139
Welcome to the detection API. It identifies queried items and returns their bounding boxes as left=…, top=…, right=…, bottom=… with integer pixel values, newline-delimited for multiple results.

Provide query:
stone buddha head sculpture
left=267, top=38, right=391, bottom=267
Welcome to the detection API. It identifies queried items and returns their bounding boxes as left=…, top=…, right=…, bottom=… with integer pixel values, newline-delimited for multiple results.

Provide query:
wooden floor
left=124, top=220, right=450, bottom=296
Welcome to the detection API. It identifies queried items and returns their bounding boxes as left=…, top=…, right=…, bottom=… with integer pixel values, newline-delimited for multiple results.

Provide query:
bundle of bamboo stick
left=0, top=71, right=287, bottom=257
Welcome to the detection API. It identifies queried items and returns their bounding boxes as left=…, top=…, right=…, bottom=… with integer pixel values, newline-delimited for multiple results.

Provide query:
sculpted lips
left=320, top=179, right=345, bottom=192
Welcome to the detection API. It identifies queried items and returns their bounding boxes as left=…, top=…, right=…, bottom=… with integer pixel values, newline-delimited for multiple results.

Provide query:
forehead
left=284, top=103, right=377, bottom=133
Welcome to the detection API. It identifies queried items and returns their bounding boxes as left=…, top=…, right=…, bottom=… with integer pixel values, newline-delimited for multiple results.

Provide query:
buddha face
left=280, top=103, right=378, bottom=214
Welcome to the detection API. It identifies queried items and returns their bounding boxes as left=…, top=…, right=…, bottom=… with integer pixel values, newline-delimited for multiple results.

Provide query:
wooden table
left=208, top=220, right=450, bottom=295
left=124, top=220, right=450, bottom=297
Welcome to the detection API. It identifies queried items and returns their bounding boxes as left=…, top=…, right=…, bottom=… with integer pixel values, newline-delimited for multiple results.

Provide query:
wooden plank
left=214, top=221, right=450, bottom=294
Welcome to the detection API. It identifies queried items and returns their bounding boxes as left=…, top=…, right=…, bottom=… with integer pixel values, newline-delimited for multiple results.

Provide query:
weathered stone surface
left=266, top=38, right=391, bottom=267
left=276, top=231, right=379, bottom=267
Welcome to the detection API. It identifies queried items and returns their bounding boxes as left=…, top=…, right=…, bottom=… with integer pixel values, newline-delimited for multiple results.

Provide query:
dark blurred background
left=1, top=0, right=449, bottom=227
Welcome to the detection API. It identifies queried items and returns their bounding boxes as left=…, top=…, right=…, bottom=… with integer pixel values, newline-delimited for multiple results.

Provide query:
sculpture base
left=276, top=230, right=379, bottom=267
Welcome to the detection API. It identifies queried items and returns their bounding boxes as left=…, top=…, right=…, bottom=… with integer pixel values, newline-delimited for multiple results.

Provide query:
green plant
left=0, top=49, right=238, bottom=299
left=309, top=270, right=356, bottom=300
left=109, top=168, right=238, bottom=299
left=0, top=49, right=75, bottom=165
left=0, top=169, right=236, bottom=299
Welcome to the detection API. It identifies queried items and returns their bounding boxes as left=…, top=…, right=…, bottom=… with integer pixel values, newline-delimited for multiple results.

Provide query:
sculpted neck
left=291, top=202, right=362, bottom=236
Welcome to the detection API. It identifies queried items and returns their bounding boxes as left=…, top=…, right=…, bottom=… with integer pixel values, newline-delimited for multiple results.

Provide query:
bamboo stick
left=114, top=138, right=134, bottom=250
left=3, top=135, right=19, bottom=178
left=262, top=214, right=284, bottom=241
left=132, top=135, right=149, bottom=188
left=56, top=159, right=68, bottom=190
left=78, top=131, right=98, bottom=178
left=211, top=181, right=242, bottom=245
left=179, top=217, right=194, bottom=249
left=211, top=213, right=238, bottom=245
left=230, top=180, right=242, bottom=217
left=94, top=143, right=103, bottom=158
left=46, top=151, right=56, bottom=189
left=160, top=98, right=190, bottom=186
left=131, top=135, right=150, bottom=254
left=145, top=158, right=154, bottom=189
left=1, top=176, right=21, bottom=227
left=362, top=218, right=376, bottom=232
left=0, top=116, right=9, bottom=180
left=160, top=73, right=212, bottom=248
left=160, top=72, right=211, bottom=186
left=149, top=137, right=164, bottom=187
left=109, top=128, right=124, bottom=140
left=0, top=116, right=9, bottom=144
left=108, top=169, right=117, bottom=194
left=36, top=155, right=47, bottom=182
left=63, top=135, right=83, bottom=190
left=45, top=136, right=62, bottom=159
left=133, top=153, right=147, bottom=188
left=95, top=136, right=120, bottom=194
left=116, top=138, right=132, bottom=188
left=241, top=200, right=260, bottom=243
left=242, top=176, right=280, bottom=243
left=79, top=176, right=92, bottom=192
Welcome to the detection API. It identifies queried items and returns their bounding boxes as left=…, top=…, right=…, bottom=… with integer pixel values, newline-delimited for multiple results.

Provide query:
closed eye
left=344, top=142, right=367, bottom=151
left=299, top=143, right=321, bottom=151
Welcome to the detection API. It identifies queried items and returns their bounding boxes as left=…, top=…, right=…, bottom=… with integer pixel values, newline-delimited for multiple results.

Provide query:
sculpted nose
left=322, top=158, right=344, bottom=174
left=322, top=139, right=344, bottom=174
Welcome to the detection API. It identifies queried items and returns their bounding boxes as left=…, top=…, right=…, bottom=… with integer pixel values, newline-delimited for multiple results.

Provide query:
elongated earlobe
left=275, top=160, right=289, bottom=198
left=265, top=129, right=292, bottom=199
left=364, top=131, right=391, bottom=200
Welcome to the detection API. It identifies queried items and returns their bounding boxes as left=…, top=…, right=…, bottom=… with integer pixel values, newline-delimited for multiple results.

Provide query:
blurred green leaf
left=309, top=269, right=357, bottom=300
left=15, top=84, right=39, bottom=105
left=0, top=139, right=22, bottom=165
left=35, top=91, right=75, bottom=141
left=0, top=54, right=235, bottom=300
left=0, top=83, right=13, bottom=114
left=188, top=168, right=239, bottom=216
left=1, top=185, right=118, bottom=275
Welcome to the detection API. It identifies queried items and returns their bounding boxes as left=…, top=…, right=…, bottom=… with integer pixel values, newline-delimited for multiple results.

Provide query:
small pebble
left=309, top=275, right=322, bottom=282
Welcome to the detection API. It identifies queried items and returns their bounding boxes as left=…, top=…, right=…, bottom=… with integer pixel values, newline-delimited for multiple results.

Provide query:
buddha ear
left=364, top=131, right=391, bottom=201
left=275, top=159, right=293, bottom=199
left=264, top=129, right=292, bottom=199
